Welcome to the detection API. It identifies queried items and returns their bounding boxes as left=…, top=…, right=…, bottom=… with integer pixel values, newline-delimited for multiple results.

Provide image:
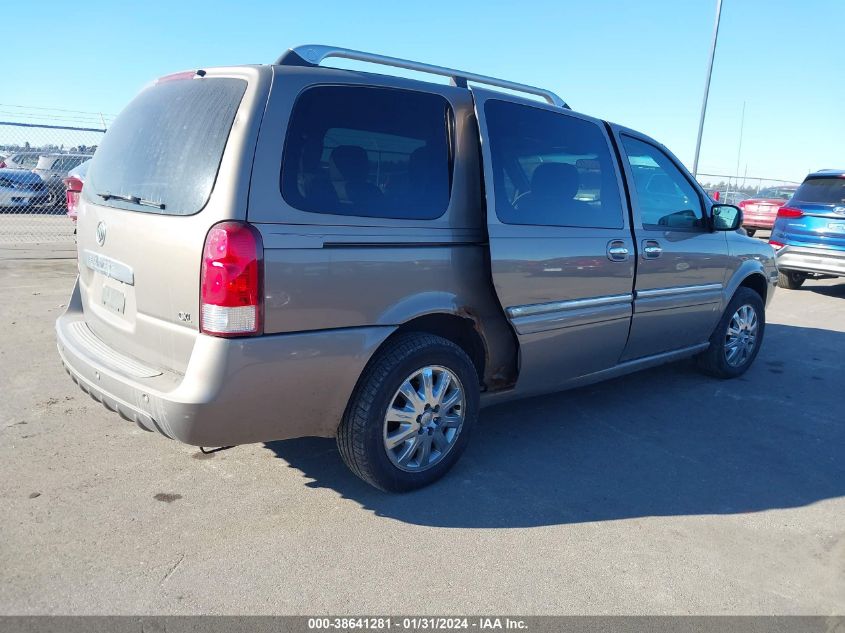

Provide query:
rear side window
left=484, top=99, right=624, bottom=229
left=792, top=177, right=845, bottom=205
left=84, top=77, right=247, bottom=215
left=281, top=86, right=452, bottom=220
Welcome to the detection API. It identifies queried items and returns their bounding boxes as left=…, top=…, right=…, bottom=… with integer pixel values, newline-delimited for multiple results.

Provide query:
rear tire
left=337, top=332, right=480, bottom=492
left=778, top=269, right=806, bottom=289
left=697, top=287, right=765, bottom=379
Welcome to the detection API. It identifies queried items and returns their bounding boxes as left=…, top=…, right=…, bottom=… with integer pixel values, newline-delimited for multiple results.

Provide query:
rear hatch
left=776, top=175, right=845, bottom=250
left=76, top=67, right=267, bottom=374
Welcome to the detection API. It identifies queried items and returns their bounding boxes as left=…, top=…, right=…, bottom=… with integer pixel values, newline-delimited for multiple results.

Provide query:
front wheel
left=697, top=287, right=765, bottom=379
left=337, top=333, right=480, bottom=492
left=778, top=269, right=806, bottom=289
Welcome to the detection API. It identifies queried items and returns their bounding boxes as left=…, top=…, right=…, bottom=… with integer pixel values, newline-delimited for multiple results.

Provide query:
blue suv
left=770, top=169, right=845, bottom=289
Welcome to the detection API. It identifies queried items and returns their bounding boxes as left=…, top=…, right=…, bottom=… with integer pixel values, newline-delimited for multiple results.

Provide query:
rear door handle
left=607, top=240, right=629, bottom=262
left=642, top=240, right=663, bottom=259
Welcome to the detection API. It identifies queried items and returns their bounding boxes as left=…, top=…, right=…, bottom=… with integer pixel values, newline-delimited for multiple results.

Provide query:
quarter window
left=281, top=86, right=453, bottom=220
left=621, top=136, right=706, bottom=230
left=484, top=100, right=624, bottom=229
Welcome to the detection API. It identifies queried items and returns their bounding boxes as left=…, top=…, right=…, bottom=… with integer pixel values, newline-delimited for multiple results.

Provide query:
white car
left=0, top=151, right=43, bottom=170
left=0, top=168, right=49, bottom=209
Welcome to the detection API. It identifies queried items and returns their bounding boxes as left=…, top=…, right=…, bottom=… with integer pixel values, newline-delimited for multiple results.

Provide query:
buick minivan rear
left=57, top=65, right=374, bottom=447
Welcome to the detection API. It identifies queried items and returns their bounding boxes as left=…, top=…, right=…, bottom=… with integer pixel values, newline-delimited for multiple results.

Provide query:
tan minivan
left=56, top=45, right=778, bottom=491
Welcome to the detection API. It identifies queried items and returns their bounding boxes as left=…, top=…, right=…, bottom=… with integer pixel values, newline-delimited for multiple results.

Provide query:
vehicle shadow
left=264, top=323, right=844, bottom=528
left=805, top=281, right=845, bottom=299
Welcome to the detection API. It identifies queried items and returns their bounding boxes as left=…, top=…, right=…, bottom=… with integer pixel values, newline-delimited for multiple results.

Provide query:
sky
left=2, top=0, right=843, bottom=184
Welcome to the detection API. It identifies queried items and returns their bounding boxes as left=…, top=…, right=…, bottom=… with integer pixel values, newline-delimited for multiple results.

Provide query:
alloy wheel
left=383, top=365, right=466, bottom=472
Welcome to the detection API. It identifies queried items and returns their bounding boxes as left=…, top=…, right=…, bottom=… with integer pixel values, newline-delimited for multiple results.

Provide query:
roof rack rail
left=276, top=45, right=569, bottom=109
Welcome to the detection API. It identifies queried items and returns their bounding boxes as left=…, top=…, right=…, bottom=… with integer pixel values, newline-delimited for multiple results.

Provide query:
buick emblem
left=95, top=222, right=106, bottom=246
left=834, top=206, right=845, bottom=216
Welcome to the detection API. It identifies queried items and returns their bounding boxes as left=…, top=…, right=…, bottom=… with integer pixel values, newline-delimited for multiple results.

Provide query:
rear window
left=19, top=155, right=43, bottom=168
left=59, top=156, right=88, bottom=171
left=281, top=85, right=452, bottom=220
left=755, top=187, right=794, bottom=200
left=84, top=77, right=247, bottom=215
left=792, top=177, right=845, bottom=205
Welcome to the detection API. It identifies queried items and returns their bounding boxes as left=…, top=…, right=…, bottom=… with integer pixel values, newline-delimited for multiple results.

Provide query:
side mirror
left=712, top=203, right=742, bottom=231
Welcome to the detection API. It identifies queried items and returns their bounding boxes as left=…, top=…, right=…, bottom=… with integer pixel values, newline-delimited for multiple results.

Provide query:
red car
left=61, top=159, right=90, bottom=225
left=739, top=186, right=797, bottom=236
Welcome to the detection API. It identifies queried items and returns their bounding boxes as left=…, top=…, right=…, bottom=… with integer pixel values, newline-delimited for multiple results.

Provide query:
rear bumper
left=775, top=245, right=845, bottom=277
left=0, top=192, right=41, bottom=207
left=56, top=280, right=395, bottom=446
left=742, top=219, right=775, bottom=230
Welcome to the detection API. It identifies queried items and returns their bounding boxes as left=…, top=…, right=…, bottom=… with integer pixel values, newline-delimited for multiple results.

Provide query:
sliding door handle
left=607, top=240, right=629, bottom=262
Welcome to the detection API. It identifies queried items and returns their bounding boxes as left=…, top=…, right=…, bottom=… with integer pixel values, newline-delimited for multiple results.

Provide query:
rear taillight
left=777, top=206, right=804, bottom=219
left=769, top=240, right=785, bottom=249
left=200, top=221, right=263, bottom=337
left=0, top=160, right=6, bottom=168
left=63, top=176, right=83, bottom=218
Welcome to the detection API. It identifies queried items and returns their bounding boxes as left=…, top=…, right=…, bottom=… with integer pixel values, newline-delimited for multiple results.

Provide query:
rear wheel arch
left=392, top=313, right=487, bottom=386
left=339, top=310, right=511, bottom=440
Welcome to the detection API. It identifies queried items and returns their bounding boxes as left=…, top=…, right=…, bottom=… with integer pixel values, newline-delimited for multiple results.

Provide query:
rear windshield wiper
left=97, top=192, right=166, bottom=210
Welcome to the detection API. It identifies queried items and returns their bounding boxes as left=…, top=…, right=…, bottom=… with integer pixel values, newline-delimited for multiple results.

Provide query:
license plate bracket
left=102, top=285, right=126, bottom=315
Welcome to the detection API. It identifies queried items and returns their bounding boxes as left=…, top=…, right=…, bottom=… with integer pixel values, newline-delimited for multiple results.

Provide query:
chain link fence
left=1, top=112, right=108, bottom=248
left=697, top=173, right=802, bottom=205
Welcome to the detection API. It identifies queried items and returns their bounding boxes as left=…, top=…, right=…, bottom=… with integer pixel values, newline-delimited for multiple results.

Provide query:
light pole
left=692, top=0, right=723, bottom=178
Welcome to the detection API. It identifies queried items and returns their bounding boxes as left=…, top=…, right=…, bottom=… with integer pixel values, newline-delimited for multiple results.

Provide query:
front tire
left=337, top=333, right=480, bottom=492
left=697, top=287, right=765, bottom=379
left=778, top=269, right=806, bottom=289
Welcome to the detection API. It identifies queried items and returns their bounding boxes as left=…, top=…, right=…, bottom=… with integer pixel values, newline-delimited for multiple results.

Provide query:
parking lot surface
left=0, top=257, right=843, bottom=615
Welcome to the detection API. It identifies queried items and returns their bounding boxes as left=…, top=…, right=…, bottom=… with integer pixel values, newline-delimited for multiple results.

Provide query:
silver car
left=56, top=45, right=777, bottom=491
left=33, top=153, right=92, bottom=205
left=0, top=168, right=49, bottom=209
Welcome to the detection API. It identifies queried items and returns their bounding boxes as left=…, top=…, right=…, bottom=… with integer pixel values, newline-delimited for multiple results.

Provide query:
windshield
left=84, top=76, right=246, bottom=215
left=792, top=177, right=845, bottom=205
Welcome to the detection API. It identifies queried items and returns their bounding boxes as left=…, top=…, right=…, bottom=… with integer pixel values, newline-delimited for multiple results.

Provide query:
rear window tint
left=84, top=77, right=247, bottom=215
left=792, top=177, right=845, bottom=205
left=281, top=85, right=452, bottom=220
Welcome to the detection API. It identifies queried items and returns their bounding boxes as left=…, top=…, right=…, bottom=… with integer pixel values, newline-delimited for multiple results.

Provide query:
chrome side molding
left=636, top=283, right=722, bottom=299
left=507, top=293, right=633, bottom=319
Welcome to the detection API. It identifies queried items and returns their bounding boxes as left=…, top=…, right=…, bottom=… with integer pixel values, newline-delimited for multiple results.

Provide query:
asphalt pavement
left=0, top=256, right=842, bottom=615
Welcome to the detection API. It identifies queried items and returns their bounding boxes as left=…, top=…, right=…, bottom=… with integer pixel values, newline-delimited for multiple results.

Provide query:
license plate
left=102, top=285, right=126, bottom=314
left=827, top=222, right=845, bottom=233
